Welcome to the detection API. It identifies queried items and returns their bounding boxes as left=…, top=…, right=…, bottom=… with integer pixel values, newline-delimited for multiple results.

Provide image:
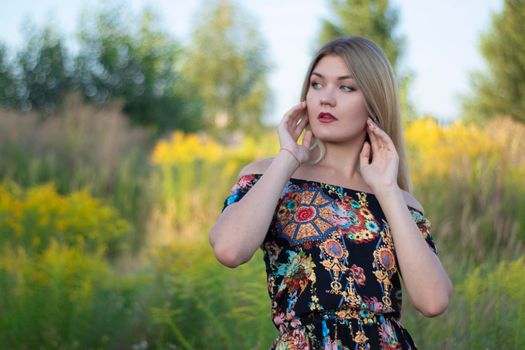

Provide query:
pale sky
left=0, top=0, right=503, bottom=125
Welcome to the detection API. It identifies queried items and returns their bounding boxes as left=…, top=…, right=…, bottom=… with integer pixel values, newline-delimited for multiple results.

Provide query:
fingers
left=301, top=128, right=313, bottom=148
left=282, top=101, right=308, bottom=141
left=292, top=115, right=309, bottom=139
left=360, top=141, right=371, bottom=165
left=367, top=122, right=380, bottom=154
left=367, top=117, right=393, bottom=150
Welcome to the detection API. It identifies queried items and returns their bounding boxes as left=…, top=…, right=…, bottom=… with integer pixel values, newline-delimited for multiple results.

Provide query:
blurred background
left=0, top=0, right=523, bottom=349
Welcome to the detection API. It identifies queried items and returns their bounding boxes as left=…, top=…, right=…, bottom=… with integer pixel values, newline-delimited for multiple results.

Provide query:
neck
left=312, top=133, right=367, bottom=180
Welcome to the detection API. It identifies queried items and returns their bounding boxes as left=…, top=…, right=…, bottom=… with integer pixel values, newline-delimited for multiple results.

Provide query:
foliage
left=183, top=0, right=272, bottom=138
left=405, top=116, right=525, bottom=264
left=151, top=129, right=279, bottom=166
left=319, top=0, right=404, bottom=68
left=0, top=44, right=17, bottom=108
left=0, top=180, right=150, bottom=349
left=402, top=256, right=525, bottom=349
left=0, top=93, right=154, bottom=253
left=0, top=4, right=202, bottom=133
left=144, top=239, right=276, bottom=349
left=0, top=181, right=130, bottom=257
left=146, top=129, right=278, bottom=245
left=461, top=0, right=525, bottom=123
left=13, top=23, right=72, bottom=114
left=0, top=241, right=150, bottom=349
left=74, top=4, right=203, bottom=132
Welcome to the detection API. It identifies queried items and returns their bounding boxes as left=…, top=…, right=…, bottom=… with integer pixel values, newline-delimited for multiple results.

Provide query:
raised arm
left=360, top=117, right=452, bottom=317
left=209, top=101, right=313, bottom=268
left=209, top=153, right=298, bottom=267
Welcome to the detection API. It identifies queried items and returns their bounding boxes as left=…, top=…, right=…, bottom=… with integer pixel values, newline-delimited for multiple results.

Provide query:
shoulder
left=237, top=157, right=275, bottom=179
left=400, top=189, right=425, bottom=214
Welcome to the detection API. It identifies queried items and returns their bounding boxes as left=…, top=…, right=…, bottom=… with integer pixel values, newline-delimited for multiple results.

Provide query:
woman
left=209, top=36, right=452, bottom=349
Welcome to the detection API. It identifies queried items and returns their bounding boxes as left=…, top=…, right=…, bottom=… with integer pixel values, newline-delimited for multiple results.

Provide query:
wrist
left=279, top=147, right=300, bottom=167
left=373, top=183, right=401, bottom=199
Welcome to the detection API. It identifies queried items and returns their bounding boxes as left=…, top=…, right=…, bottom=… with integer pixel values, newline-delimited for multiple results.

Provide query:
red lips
left=319, top=112, right=336, bottom=119
left=318, top=112, right=337, bottom=122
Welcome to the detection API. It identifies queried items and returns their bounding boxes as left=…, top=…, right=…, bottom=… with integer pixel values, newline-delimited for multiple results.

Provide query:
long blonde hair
left=301, top=36, right=412, bottom=193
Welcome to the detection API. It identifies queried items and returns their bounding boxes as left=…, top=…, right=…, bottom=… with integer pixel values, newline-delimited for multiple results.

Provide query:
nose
left=320, top=91, right=335, bottom=106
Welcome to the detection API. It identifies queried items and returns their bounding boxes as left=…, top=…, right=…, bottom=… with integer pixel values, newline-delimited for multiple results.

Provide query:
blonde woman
left=209, top=36, right=452, bottom=349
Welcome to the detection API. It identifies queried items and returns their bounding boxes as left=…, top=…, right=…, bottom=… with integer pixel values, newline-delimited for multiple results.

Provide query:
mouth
left=318, top=112, right=337, bottom=122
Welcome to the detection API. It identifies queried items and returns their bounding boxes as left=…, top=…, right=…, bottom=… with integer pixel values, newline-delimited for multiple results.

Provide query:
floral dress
left=221, top=174, right=438, bottom=350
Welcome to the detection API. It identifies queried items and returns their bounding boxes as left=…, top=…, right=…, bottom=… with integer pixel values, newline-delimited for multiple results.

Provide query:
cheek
left=345, top=95, right=369, bottom=119
left=305, top=89, right=314, bottom=103
left=305, top=91, right=316, bottom=118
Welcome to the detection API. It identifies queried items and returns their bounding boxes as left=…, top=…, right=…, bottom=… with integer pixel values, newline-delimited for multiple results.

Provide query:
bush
left=0, top=181, right=130, bottom=258
left=0, top=241, right=150, bottom=349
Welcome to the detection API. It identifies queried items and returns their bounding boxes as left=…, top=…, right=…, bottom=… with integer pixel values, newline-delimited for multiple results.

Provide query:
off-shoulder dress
left=221, top=174, right=437, bottom=350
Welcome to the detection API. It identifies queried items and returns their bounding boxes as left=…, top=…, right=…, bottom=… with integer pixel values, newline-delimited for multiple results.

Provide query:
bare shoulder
left=237, top=157, right=275, bottom=179
left=401, top=190, right=425, bottom=213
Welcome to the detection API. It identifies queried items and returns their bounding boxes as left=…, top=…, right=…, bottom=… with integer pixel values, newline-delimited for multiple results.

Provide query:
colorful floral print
left=276, top=187, right=338, bottom=245
left=276, top=250, right=317, bottom=297
left=222, top=174, right=438, bottom=349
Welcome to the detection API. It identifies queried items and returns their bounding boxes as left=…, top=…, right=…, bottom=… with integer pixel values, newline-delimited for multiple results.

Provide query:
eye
left=310, top=81, right=322, bottom=89
left=340, top=85, right=355, bottom=92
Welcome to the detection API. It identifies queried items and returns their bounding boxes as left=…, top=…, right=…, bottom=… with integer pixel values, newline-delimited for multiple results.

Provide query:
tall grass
left=145, top=130, right=279, bottom=247
left=406, top=117, right=525, bottom=266
left=402, top=257, right=525, bottom=349
left=0, top=183, right=150, bottom=349
left=0, top=93, right=154, bottom=253
left=142, top=239, right=276, bottom=349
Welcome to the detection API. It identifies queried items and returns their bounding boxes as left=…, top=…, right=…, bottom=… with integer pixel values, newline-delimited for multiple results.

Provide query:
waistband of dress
left=298, top=307, right=399, bottom=322
left=273, top=307, right=400, bottom=334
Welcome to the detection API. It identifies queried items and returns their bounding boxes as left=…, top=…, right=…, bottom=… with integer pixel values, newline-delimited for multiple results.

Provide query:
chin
left=312, top=128, right=363, bottom=143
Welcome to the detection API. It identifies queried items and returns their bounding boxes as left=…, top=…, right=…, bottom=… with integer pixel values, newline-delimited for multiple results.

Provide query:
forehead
left=311, top=54, right=353, bottom=77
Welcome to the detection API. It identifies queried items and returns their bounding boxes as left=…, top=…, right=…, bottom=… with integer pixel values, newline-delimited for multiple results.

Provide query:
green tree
left=183, top=0, right=272, bottom=138
left=317, top=0, right=416, bottom=122
left=74, top=4, right=203, bottom=132
left=0, top=43, right=17, bottom=108
left=461, top=0, right=525, bottom=123
left=14, top=23, right=72, bottom=113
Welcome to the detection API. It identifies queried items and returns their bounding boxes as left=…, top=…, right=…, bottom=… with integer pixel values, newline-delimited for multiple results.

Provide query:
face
left=306, top=54, right=369, bottom=143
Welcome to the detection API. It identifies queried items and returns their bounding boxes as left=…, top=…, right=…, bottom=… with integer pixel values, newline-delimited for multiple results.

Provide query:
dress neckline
left=243, top=173, right=424, bottom=214
left=245, top=173, right=376, bottom=196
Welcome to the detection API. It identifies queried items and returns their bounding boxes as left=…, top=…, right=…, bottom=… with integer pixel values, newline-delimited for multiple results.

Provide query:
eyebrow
left=311, top=72, right=355, bottom=80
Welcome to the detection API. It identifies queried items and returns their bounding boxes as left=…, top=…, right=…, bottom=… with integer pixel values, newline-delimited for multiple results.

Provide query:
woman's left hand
left=359, top=117, right=399, bottom=193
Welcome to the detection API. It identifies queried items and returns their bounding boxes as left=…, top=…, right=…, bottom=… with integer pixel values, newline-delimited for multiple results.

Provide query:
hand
left=277, top=101, right=314, bottom=164
left=359, top=117, right=399, bottom=192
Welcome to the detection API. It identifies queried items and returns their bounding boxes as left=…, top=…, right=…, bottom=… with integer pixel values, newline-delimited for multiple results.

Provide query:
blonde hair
left=301, top=36, right=412, bottom=193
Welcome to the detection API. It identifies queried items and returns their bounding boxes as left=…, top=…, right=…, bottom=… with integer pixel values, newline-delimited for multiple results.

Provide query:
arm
left=376, top=188, right=452, bottom=317
left=209, top=151, right=298, bottom=268
left=210, top=101, right=312, bottom=268
left=360, top=117, right=452, bottom=317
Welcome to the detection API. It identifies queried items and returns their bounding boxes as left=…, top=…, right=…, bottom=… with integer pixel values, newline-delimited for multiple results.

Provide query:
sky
left=0, top=0, right=504, bottom=126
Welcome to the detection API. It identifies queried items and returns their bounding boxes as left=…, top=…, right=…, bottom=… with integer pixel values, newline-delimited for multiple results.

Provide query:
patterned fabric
left=222, top=174, right=438, bottom=350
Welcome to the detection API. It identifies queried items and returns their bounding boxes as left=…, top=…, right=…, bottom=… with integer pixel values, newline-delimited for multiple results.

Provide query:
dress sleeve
left=221, top=174, right=262, bottom=213
left=408, top=207, right=438, bottom=255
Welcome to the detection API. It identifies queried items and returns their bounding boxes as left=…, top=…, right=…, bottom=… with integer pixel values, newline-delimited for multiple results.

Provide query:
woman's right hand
left=277, top=101, right=314, bottom=164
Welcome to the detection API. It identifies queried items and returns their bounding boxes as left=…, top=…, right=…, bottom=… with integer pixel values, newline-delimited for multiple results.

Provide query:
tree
left=14, top=23, right=72, bottom=113
left=74, top=4, right=203, bottom=132
left=317, top=0, right=416, bottom=122
left=461, top=0, right=525, bottom=123
left=0, top=43, right=17, bottom=108
left=183, top=0, right=272, bottom=138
